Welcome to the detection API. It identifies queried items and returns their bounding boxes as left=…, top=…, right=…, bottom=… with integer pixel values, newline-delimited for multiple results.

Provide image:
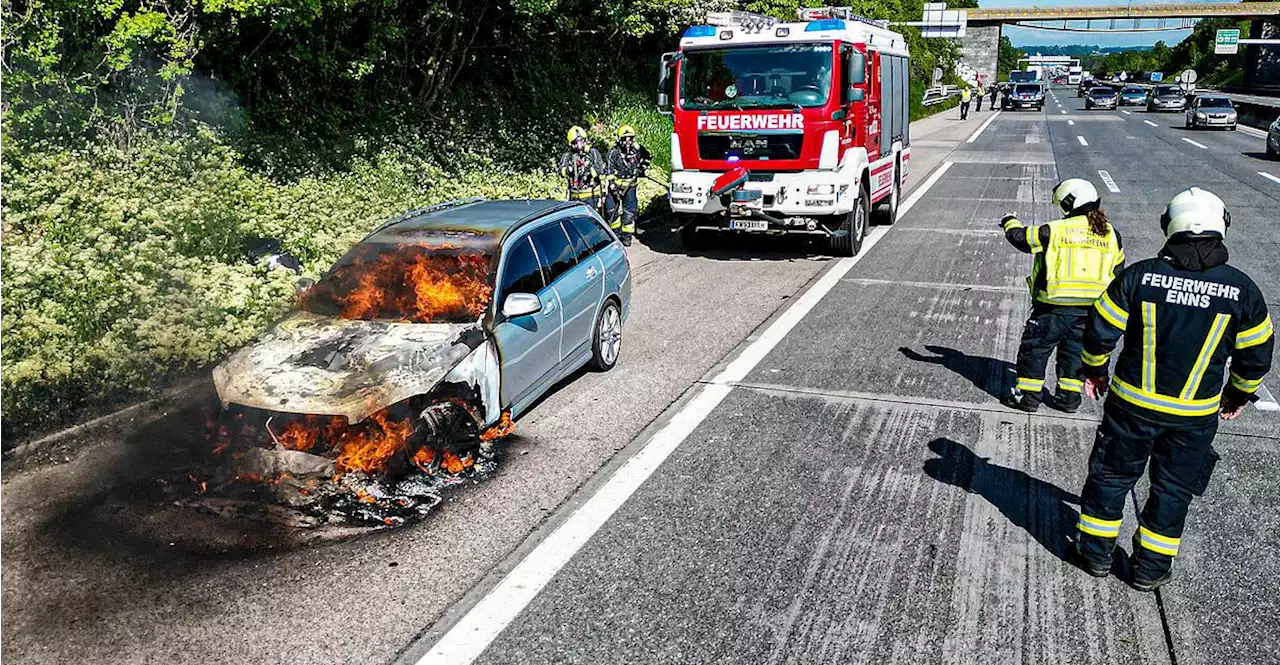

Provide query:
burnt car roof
left=366, top=198, right=582, bottom=244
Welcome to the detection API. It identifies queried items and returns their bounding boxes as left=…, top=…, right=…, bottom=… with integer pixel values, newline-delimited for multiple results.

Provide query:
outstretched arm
left=1001, top=215, right=1050, bottom=254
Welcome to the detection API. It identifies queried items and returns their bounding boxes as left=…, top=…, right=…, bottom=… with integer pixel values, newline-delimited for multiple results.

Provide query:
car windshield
left=680, top=43, right=834, bottom=110
left=1090, top=88, right=1114, bottom=96
left=302, top=233, right=497, bottom=324
left=1124, top=87, right=1143, bottom=94
left=1155, top=86, right=1178, bottom=96
left=1014, top=84, right=1039, bottom=94
left=1198, top=97, right=1234, bottom=108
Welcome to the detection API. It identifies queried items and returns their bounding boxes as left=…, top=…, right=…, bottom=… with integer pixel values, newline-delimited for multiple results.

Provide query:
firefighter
left=1000, top=178, right=1125, bottom=413
left=974, top=84, right=985, bottom=113
left=989, top=83, right=1000, bottom=110
left=959, top=86, right=971, bottom=120
left=603, top=125, right=644, bottom=246
left=1074, top=187, right=1273, bottom=591
left=559, top=126, right=606, bottom=211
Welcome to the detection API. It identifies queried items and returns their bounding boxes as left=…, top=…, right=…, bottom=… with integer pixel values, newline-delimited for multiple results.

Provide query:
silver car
left=1268, top=116, right=1280, bottom=158
left=1185, top=96, right=1237, bottom=130
left=1146, top=85, right=1186, bottom=112
left=212, top=198, right=631, bottom=485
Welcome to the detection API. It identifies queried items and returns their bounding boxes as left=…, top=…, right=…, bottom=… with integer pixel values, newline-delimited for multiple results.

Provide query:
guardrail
left=968, top=1, right=1280, bottom=22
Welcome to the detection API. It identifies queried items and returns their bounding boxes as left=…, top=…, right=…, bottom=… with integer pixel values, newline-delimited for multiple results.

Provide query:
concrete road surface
left=3, top=90, right=1278, bottom=665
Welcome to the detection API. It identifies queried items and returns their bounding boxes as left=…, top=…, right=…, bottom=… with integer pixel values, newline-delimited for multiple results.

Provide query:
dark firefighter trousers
left=603, top=185, right=638, bottom=236
left=1077, top=405, right=1219, bottom=580
left=1014, top=304, right=1087, bottom=408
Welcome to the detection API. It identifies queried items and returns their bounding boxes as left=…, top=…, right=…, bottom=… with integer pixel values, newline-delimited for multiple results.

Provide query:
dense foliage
left=1081, top=20, right=1254, bottom=86
left=2, top=0, right=965, bottom=435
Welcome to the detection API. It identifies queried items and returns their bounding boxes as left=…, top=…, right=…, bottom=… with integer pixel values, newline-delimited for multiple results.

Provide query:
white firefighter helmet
left=1051, top=178, right=1100, bottom=215
left=1161, top=187, right=1230, bottom=238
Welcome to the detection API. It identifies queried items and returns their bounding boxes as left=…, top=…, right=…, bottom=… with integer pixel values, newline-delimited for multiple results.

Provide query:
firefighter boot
left=1129, top=541, right=1175, bottom=592
left=1051, top=389, right=1082, bottom=413
left=1001, top=385, right=1042, bottom=412
left=1072, top=540, right=1112, bottom=578
left=620, top=234, right=633, bottom=247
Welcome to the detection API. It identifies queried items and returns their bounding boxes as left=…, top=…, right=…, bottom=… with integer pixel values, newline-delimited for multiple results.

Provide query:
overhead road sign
left=1215, top=28, right=1240, bottom=54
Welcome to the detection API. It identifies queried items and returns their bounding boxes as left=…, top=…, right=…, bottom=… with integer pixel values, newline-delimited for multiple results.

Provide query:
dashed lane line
left=1077, top=135, right=1089, bottom=146
left=1121, top=110, right=1132, bottom=115
left=1068, top=120, right=1075, bottom=126
left=410, top=161, right=959, bottom=665
left=1098, top=170, right=1120, bottom=193
left=1182, top=137, right=1209, bottom=150
left=1144, top=120, right=1159, bottom=127
left=966, top=110, right=1003, bottom=143
left=1260, top=171, right=1280, bottom=186
left=1060, top=109, right=1067, bottom=114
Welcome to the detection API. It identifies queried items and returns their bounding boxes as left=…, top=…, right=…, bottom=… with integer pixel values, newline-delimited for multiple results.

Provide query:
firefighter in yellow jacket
left=1000, top=178, right=1125, bottom=413
left=559, top=126, right=606, bottom=210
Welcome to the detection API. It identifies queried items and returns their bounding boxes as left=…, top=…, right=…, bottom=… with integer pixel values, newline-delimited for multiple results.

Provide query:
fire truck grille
left=697, top=133, right=803, bottom=161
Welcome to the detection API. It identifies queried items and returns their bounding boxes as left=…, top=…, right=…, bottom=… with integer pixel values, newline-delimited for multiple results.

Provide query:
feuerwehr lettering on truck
left=696, top=113, right=806, bottom=131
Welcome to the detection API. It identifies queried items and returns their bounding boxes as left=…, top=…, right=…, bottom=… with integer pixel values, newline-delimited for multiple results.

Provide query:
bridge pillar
left=957, top=24, right=1001, bottom=88
left=1244, top=19, right=1280, bottom=88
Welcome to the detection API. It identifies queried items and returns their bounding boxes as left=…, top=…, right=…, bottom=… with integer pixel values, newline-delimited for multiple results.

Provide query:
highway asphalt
left=2, top=90, right=1277, bottom=665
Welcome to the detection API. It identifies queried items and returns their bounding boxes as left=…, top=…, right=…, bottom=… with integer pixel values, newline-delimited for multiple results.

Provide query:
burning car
left=207, top=198, right=632, bottom=526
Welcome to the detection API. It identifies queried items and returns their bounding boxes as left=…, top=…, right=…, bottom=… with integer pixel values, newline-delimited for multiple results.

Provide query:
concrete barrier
left=1235, top=99, right=1280, bottom=131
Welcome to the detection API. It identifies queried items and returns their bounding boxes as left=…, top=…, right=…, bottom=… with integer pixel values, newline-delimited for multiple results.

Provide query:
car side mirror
left=295, top=277, right=315, bottom=294
left=502, top=293, right=542, bottom=318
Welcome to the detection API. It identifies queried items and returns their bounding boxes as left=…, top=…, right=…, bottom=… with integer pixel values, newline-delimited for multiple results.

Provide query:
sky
left=979, top=0, right=1196, bottom=48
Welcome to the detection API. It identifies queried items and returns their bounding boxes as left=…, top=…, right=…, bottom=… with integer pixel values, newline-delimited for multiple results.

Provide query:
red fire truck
left=658, top=7, right=911, bottom=256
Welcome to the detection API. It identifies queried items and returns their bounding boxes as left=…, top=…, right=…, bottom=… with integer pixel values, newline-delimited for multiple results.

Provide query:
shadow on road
left=898, top=344, right=1014, bottom=400
left=923, top=438, right=1080, bottom=563
left=1242, top=151, right=1277, bottom=162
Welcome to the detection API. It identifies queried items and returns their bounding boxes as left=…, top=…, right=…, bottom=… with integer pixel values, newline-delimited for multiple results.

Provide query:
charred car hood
left=213, top=311, right=487, bottom=422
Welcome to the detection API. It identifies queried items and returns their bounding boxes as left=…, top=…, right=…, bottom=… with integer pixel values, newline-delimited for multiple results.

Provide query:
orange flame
left=411, top=446, right=437, bottom=473
left=302, top=244, right=493, bottom=323
left=441, top=451, right=474, bottom=475
left=275, top=415, right=345, bottom=453
left=480, top=412, right=515, bottom=442
left=333, top=411, right=417, bottom=475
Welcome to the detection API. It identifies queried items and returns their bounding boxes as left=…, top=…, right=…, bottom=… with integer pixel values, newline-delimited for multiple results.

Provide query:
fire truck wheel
left=871, top=167, right=899, bottom=226
left=830, top=183, right=868, bottom=257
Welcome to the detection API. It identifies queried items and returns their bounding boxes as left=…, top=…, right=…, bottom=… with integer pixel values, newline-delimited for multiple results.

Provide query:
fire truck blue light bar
left=805, top=19, right=846, bottom=31
left=684, top=25, right=717, bottom=37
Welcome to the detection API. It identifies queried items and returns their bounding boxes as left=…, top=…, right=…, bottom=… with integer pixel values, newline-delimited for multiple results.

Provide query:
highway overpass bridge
left=951, top=2, right=1280, bottom=89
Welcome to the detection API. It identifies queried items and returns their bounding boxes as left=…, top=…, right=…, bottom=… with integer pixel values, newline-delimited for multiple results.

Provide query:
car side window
left=500, top=236, right=545, bottom=296
left=530, top=222, right=578, bottom=285
left=568, top=215, right=614, bottom=254
left=562, top=220, right=592, bottom=263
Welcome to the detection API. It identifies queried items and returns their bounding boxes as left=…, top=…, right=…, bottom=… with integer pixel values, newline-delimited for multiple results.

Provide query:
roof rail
left=798, top=6, right=890, bottom=28
left=366, top=196, right=486, bottom=236
left=707, top=10, right=780, bottom=30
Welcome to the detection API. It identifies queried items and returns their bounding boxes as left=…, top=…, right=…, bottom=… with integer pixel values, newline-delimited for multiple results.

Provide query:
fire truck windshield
left=680, top=44, right=834, bottom=110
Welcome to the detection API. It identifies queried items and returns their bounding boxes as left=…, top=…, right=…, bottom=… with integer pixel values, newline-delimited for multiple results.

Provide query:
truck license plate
left=729, top=219, right=768, bottom=231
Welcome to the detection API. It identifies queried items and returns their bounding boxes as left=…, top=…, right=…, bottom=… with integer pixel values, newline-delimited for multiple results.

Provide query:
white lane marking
left=1121, top=110, right=1132, bottom=115
left=412, top=163, right=957, bottom=665
left=1077, top=135, right=1089, bottom=146
left=1182, top=137, right=1209, bottom=150
left=1260, top=171, right=1280, bottom=185
left=1255, top=385, right=1280, bottom=411
left=966, top=110, right=1002, bottom=143
left=1068, top=119, right=1075, bottom=126
left=1098, top=170, right=1120, bottom=193
left=1144, top=120, right=1159, bottom=127
left=1060, top=109, right=1067, bottom=114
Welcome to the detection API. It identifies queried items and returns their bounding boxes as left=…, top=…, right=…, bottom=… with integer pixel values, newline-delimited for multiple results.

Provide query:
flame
left=441, top=451, right=474, bottom=474
left=480, top=411, right=515, bottom=442
left=411, top=446, right=437, bottom=473
left=275, top=415, right=345, bottom=453
left=302, top=244, right=493, bottom=323
left=333, top=411, right=416, bottom=475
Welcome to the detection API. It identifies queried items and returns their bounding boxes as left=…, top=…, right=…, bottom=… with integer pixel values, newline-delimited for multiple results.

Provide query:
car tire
left=679, top=220, right=709, bottom=251
left=830, top=183, right=868, bottom=257
left=871, top=165, right=899, bottom=226
left=588, top=298, right=623, bottom=372
left=1228, top=125, right=1237, bottom=131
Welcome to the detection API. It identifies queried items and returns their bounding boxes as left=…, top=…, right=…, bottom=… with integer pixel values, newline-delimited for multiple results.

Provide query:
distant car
left=212, top=198, right=632, bottom=478
left=1120, top=86, right=1147, bottom=106
left=1146, top=85, right=1186, bottom=112
left=1267, top=116, right=1280, bottom=158
left=1084, top=87, right=1119, bottom=110
left=1185, top=96, right=1238, bottom=130
left=1003, top=83, right=1044, bottom=111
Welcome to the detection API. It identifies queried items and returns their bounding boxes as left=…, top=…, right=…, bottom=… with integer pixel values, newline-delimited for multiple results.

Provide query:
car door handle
left=543, top=299, right=557, bottom=316
left=585, top=266, right=598, bottom=280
